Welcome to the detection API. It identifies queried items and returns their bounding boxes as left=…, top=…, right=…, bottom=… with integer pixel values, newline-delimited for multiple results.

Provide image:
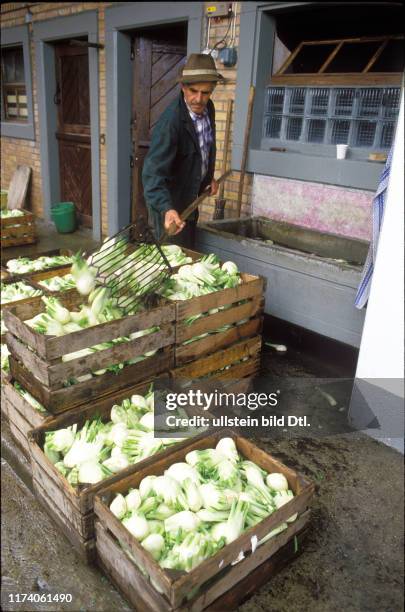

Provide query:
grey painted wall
left=105, top=2, right=204, bottom=235
left=33, top=11, right=101, bottom=241
left=1, top=25, right=35, bottom=140
left=233, top=1, right=386, bottom=191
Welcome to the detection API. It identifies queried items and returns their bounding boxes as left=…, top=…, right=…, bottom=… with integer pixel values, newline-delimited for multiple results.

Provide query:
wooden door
left=55, top=43, right=92, bottom=228
left=131, top=34, right=187, bottom=223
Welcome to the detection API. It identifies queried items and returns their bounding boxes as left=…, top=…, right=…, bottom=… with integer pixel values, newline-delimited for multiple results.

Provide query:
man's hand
left=164, top=209, right=185, bottom=236
left=210, top=178, right=219, bottom=196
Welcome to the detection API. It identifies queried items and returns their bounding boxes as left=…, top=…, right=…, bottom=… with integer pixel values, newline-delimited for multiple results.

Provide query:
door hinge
left=130, top=40, right=135, bottom=61
left=130, top=155, right=135, bottom=168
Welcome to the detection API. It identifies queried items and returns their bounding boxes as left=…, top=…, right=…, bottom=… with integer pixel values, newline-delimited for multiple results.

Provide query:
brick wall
left=0, top=2, right=111, bottom=233
left=1, top=2, right=249, bottom=235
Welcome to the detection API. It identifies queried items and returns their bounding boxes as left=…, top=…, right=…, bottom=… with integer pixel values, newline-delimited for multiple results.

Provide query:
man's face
left=182, top=82, right=215, bottom=115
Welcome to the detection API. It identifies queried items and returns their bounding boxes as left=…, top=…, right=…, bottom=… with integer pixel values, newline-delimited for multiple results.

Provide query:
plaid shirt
left=187, top=105, right=213, bottom=181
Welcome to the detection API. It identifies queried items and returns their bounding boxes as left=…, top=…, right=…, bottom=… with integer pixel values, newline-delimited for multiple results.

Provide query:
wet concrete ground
left=1, top=222, right=404, bottom=611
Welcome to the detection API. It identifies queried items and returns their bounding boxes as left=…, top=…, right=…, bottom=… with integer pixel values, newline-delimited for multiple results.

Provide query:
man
left=142, top=53, right=223, bottom=249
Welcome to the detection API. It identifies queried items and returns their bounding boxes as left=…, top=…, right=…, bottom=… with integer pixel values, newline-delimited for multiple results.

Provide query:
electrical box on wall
left=206, top=3, right=232, bottom=18
left=219, top=47, right=237, bottom=67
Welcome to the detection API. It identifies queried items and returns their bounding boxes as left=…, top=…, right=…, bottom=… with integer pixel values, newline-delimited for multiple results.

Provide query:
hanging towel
left=355, top=147, right=393, bottom=309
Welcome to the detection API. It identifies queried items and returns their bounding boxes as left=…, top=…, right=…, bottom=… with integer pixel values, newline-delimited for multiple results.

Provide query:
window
left=234, top=2, right=404, bottom=189
left=1, top=25, right=34, bottom=140
left=263, top=35, right=403, bottom=153
left=264, top=86, right=401, bottom=150
left=1, top=46, right=28, bottom=121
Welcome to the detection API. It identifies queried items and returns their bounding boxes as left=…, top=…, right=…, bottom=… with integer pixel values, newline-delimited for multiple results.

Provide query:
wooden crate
left=171, top=336, right=262, bottom=383
left=94, top=430, right=314, bottom=611
left=1, top=248, right=73, bottom=279
left=95, top=517, right=309, bottom=612
left=4, top=292, right=175, bottom=413
left=1, top=209, right=37, bottom=247
left=27, top=267, right=76, bottom=295
left=1, top=279, right=44, bottom=313
left=2, top=377, right=51, bottom=457
left=28, top=382, right=206, bottom=563
left=174, top=274, right=264, bottom=367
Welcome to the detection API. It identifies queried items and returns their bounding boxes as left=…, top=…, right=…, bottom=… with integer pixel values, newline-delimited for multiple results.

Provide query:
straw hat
left=178, top=53, right=224, bottom=84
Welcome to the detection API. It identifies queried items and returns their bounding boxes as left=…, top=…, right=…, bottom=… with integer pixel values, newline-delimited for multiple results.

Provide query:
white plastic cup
left=336, top=144, right=349, bottom=160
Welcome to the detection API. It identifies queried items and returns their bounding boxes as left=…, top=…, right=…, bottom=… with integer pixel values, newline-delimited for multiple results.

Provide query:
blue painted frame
left=105, top=1, right=204, bottom=234
left=1, top=25, right=35, bottom=140
left=232, top=1, right=388, bottom=191
left=33, top=11, right=101, bottom=241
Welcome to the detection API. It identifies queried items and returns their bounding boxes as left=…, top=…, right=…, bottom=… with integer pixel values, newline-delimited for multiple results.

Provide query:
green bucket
left=1, top=190, right=8, bottom=210
left=51, top=201, right=76, bottom=233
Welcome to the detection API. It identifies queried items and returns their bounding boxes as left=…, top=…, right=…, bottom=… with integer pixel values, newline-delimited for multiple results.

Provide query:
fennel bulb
left=141, top=533, right=165, bottom=560
left=266, top=472, right=289, bottom=492
left=110, top=493, right=127, bottom=519
left=123, top=513, right=149, bottom=541
left=78, top=460, right=104, bottom=484
left=125, top=489, right=142, bottom=512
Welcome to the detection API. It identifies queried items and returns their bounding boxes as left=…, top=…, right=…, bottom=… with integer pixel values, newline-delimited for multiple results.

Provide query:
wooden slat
left=175, top=317, right=262, bottom=366
left=150, top=86, right=180, bottom=128
left=6, top=333, right=51, bottom=386
left=1, top=291, right=43, bottom=315
left=1, top=236, right=37, bottom=248
left=7, top=165, right=31, bottom=210
left=4, top=381, right=49, bottom=429
left=275, top=41, right=304, bottom=76
left=3, top=313, right=48, bottom=356
left=47, top=325, right=174, bottom=387
left=270, top=73, right=402, bottom=86
left=33, top=462, right=94, bottom=538
left=44, top=303, right=175, bottom=360
left=176, top=275, right=264, bottom=320
left=217, top=98, right=233, bottom=202
left=96, top=521, right=170, bottom=612
left=363, top=39, right=389, bottom=73
left=8, top=400, right=37, bottom=452
left=7, top=324, right=174, bottom=389
left=10, top=347, right=173, bottom=412
left=28, top=265, right=73, bottom=284
left=275, top=34, right=404, bottom=77
left=1, top=378, right=10, bottom=418
left=1, top=209, right=34, bottom=226
left=172, top=336, right=261, bottom=380
left=9, top=419, right=30, bottom=457
left=319, top=41, right=344, bottom=73
left=1, top=222, right=35, bottom=237
left=33, top=479, right=96, bottom=564
left=210, top=357, right=260, bottom=382
left=176, top=297, right=263, bottom=343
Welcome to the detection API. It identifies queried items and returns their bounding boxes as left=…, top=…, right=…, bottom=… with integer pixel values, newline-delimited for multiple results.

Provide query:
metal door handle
left=54, top=83, right=61, bottom=105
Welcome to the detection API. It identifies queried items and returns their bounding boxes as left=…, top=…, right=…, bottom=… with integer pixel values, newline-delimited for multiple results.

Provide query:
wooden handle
left=217, top=99, right=233, bottom=202
left=236, top=86, right=255, bottom=218
left=162, top=170, right=232, bottom=240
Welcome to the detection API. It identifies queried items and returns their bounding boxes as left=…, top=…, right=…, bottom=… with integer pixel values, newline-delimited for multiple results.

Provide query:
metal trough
left=196, top=216, right=369, bottom=347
